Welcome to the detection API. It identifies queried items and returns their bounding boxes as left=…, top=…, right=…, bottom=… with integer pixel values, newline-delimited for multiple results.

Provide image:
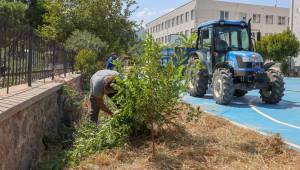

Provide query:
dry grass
left=71, top=104, right=300, bottom=170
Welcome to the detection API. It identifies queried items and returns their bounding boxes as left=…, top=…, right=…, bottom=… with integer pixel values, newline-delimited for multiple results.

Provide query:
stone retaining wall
left=0, top=74, right=81, bottom=170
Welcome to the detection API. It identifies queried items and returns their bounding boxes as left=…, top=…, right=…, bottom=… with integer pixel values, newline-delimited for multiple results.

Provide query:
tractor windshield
left=214, top=26, right=250, bottom=52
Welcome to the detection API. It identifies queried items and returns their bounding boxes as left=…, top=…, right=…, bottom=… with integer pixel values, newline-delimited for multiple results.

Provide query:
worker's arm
left=94, top=96, right=113, bottom=116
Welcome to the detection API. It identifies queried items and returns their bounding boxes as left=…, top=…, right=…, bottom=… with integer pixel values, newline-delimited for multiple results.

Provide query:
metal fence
left=0, top=24, right=75, bottom=93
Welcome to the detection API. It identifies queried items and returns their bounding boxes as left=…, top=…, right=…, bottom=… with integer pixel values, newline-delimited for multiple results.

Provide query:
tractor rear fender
left=263, top=62, right=275, bottom=71
left=189, top=51, right=206, bottom=62
left=214, top=62, right=234, bottom=73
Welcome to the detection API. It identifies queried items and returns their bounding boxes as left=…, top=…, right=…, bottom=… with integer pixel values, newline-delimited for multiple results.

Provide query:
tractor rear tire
left=234, top=89, right=248, bottom=97
left=212, top=68, right=234, bottom=105
left=188, top=69, right=208, bottom=97
left=259, top=70, right=285, bottom=104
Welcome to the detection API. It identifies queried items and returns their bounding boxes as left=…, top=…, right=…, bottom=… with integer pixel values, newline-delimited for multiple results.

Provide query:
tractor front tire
left=212, top=68, right=234, bottom=105
left=188, top=69, right=208, bottom=97
left=259, top=70, right=285, bottom=104
left=234, top=89, right=248, bottom=97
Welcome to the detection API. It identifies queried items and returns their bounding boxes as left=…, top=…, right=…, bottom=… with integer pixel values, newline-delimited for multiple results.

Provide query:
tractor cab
left=188, top=20, right=284, bottom=105
left=195, top=20, right=257, bottom=74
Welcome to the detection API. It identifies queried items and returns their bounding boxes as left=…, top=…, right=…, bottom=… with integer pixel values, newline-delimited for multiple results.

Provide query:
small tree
left=256, top=30, right=300, bottom=69
left=177, top=32, right=197, bottom=48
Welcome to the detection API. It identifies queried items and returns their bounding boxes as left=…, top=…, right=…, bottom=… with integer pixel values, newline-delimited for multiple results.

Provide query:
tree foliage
left=25, top=0, right=45, bottom=28
left=74, top=49, right=101, bottom=78
left=65, top=30, right=107, bottom=52
left=256, top=29, right=300, bottom=62
left=177, top=33, right=198, bottom=48
left=38, top=0, right=138, bottom=54
left=64, top=35, right=187, bottom=165
left=38, top=0, right=70, bottom=41
left=0, top=0, right=27, bottom=25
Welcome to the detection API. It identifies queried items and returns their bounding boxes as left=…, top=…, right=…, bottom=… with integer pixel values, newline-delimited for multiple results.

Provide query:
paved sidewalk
left=0, top=73, right=80, bottom=122
left=182, top=78, right=300, bottom=151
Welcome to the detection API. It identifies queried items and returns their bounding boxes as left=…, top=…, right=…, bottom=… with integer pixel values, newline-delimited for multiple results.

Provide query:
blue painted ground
left=182, top=78, right=300, bottom=151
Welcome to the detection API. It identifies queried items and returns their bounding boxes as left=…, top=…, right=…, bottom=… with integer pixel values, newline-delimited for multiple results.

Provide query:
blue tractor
left=188, top=20, right=285, bottom=105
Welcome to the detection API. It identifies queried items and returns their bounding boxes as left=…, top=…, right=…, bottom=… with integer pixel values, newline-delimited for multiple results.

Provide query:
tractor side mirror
left=257, top=31, right=261, bottom=41
left=201, top=29, right=209, bottom=39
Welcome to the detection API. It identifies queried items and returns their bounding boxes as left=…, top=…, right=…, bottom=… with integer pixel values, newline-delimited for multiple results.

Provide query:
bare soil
left=71, top=104, right=300, bottom=170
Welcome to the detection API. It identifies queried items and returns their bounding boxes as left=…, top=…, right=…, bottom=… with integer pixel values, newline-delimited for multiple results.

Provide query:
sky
left=131, top=0, right=290, bottom=26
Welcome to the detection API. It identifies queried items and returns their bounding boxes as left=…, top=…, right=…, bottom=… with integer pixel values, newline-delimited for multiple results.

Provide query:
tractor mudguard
left=263, top=62, right=275, bottom=71
left=214, top=62, right=234, bottom=73
left=189, top=50, right=209, bottom=72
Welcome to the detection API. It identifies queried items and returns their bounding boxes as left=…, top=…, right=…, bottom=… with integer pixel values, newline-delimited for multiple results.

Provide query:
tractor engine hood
left=227, top=51, right=263, bottom=63
left=226, top=51, right=264, bottom=71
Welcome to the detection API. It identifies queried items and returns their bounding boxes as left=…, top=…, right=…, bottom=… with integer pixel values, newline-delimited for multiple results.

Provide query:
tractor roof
left=198, top=20, right=248, bottom=29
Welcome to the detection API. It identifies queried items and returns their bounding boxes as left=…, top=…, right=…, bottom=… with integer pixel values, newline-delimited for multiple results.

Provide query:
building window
left=176, top=16, right=179, bottom=25
left=239, top=12, right=247, bottom=21
left=161, top=23, right=164, bottom=31
left=165, top=36, right=167, bottom=43
left=266, top=15, right=273, bottom=24
left=180, top=14, right=184, bottom=24
left=185, top=12, right=189, bottom=22
left=191, top=10, right=195, bottom=20
left=278, top=16, right=286, bottom=25
left=220, top=11, right=229, bottom=20
left=253, top=14, right=261, bottom=23
left=172, top=18, right=175, bottom=27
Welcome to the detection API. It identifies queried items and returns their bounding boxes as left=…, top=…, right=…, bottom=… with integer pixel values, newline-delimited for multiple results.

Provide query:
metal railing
left=0, top=23, right=75, bottom=93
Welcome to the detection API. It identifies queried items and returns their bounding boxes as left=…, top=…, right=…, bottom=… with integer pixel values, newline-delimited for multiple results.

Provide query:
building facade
left=146, top=0, right=289, bottom=44
left=290, top=0, right=300, bottom=67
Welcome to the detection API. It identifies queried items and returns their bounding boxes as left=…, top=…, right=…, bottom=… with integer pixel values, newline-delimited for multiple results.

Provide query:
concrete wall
left=0, top=75, right=81, bottom=170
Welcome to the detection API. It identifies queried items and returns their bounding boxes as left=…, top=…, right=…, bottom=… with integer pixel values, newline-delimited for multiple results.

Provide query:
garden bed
left=71, top=104, right=300, bottom=170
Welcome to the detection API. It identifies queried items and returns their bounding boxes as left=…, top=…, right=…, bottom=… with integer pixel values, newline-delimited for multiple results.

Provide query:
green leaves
left=38, top=0, right=138, bottom=54
left=256, top=29, right=300, bottom=63
left=74, top=49, right=101, bottom=78
left=65, top=30, right=107, bottom=52
left=0, top=0, right=27, bottom=25
left=177, top=32, right=197, bottom=48
left=114, top=34, right=186, bottom=129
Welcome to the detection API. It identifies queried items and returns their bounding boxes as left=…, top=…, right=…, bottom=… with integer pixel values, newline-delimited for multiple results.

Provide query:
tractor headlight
left=241, top=54, right=263, bottom=62
left=242, top=56, right=251, bottom=62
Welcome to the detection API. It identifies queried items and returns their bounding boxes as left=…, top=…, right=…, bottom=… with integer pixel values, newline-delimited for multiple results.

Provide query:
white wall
left=195, top=0, right=289, bottom=36
left=146, top=0, right=196, bottom=43
left=146, top=0, right=289, bottom=44
left=291, top=0, right=300, bottom=66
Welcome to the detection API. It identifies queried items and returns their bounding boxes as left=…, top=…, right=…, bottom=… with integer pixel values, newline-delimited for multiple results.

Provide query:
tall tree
left=39, top=0, right=138, bottom=54
left=256, top=29, right=300, bottom=63
left=0, top=0, right=27, bottom=25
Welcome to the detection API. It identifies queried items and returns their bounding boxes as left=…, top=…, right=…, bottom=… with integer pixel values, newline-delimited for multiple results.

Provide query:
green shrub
left=62, top=34, right=186, bottom=165
left=75, top=49, right=100, bottom=76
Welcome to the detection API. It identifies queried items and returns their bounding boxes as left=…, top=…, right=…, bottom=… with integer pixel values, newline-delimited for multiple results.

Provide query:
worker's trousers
left=90, top=96, right=100, bottom=124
